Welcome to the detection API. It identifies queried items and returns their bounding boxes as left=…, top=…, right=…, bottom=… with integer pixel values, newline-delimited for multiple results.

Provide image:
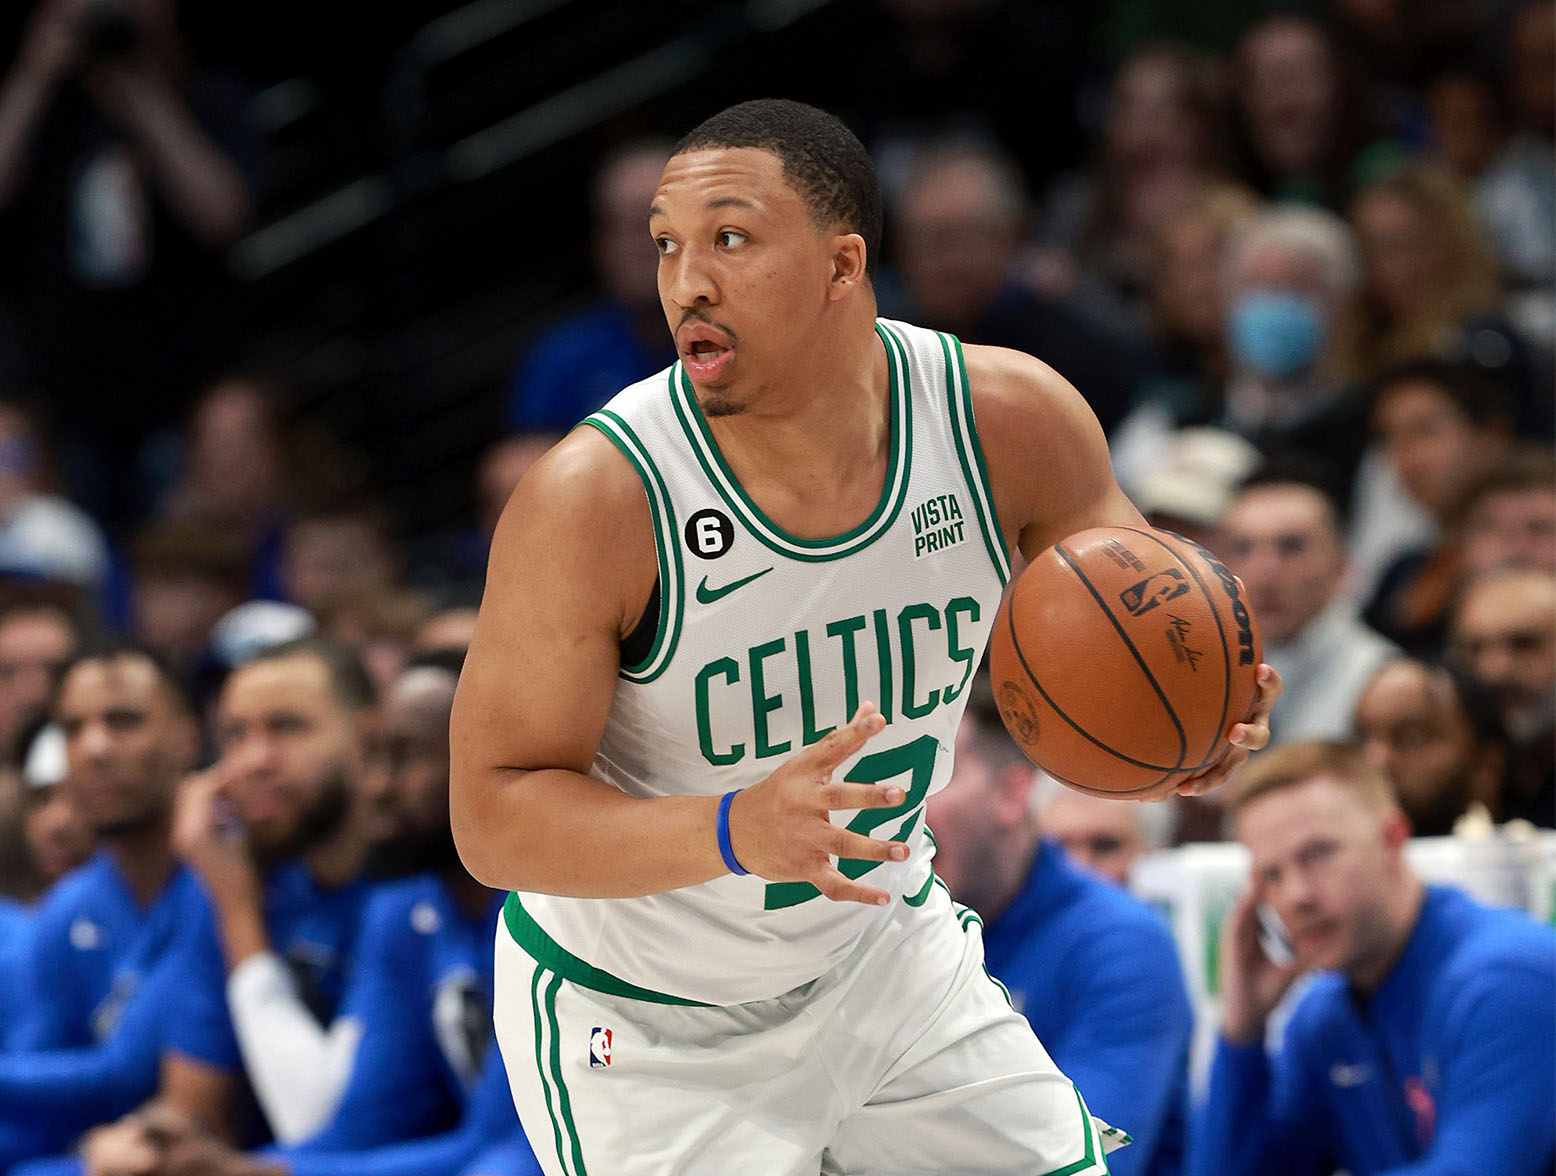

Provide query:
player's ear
left=827, top=232, right=868, bottom=300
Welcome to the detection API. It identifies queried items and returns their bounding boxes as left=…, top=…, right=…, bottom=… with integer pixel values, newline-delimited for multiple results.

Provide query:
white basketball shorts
left=493, top=875, right=1128, bottom=1175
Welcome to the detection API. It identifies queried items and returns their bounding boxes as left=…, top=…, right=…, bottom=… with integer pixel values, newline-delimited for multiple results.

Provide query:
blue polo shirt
left=272, top=872, right=538, bottom=1175
left=0, top=853, right=203, bottom=1166
left=1191, top=885, right=1556, bottom=1175
left=0, top=896, right=32, bottom=1051
left=979, top=841, right=1193, bottom=1176
left=167, top=860, right=375, bottom=1074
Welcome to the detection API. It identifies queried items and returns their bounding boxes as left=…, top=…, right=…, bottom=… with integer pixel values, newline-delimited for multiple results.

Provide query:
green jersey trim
left=666, top=322, right=913, bottom=561
left=505, top=893, right=713, bottom=1007
left=531, top=965, right=589, bottom=1174
left=580, top=411, right=684, bottom=683
left=939, top=332, right=1012, bottom=585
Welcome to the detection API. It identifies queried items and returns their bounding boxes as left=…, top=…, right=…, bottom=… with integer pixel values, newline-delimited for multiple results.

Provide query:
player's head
left=52, top=642, right=198, bottom=839
left=364, top=652, right=461, bottom=878
left=926, top=699, right=1041, bottom=917
left=1230, top=741, right=1419, bottom=987
left=654, top=100, right=881, bottom=409
left=215, top=635, right=376, bottom=863
left=1352, top=659, right=1504, bottom=836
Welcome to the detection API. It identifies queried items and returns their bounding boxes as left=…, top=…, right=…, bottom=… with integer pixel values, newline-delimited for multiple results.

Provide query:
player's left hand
left=1171, top=662, right=1282, bottom=798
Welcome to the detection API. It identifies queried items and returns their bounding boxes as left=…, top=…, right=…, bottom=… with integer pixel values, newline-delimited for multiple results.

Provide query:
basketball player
left=451, top=99, right=1281, bottom=1176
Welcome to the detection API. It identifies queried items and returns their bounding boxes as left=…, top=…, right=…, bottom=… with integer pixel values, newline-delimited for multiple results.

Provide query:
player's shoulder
left=960, top=342, right=1101, bottom=439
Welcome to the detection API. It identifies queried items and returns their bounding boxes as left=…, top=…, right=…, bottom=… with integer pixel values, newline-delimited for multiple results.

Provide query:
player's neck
left=700, top=320, right=889, bottom=523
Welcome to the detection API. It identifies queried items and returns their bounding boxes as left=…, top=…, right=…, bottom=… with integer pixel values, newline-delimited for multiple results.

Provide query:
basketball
left=988, top=525, right=1262, bottom=797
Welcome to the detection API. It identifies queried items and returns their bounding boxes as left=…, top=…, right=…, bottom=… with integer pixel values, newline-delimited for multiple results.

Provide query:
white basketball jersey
left=508, top=319, right=1011, bottom=1005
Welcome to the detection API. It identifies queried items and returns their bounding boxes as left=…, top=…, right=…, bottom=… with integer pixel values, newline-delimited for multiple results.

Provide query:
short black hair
left=244, top=635, right=377, bottom=712
left=55, top=639, right=195, bottom=717
left=1369, top=358, right=1515, bottom=432
left=1237, top=453, right=1350, bottom=531
left=675, top=99, right=883, bottom=280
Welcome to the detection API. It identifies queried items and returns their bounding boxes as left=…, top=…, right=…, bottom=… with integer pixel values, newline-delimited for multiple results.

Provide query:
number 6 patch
left=684, top=508, right=734, bottom=559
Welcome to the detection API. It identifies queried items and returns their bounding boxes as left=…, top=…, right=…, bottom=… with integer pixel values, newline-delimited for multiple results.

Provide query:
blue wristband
left=716, top=790, right=749, bottom=876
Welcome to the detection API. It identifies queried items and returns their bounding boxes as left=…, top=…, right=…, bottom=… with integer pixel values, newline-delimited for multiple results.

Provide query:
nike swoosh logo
left=696, top=567, right=773, bottom=604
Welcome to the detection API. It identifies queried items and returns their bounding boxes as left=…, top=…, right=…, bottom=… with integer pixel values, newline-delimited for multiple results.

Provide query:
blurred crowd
left=0, top=0, right=1551, bottom=1173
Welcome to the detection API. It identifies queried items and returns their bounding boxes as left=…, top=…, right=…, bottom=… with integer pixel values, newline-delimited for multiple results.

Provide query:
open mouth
left=680, top=331, right=735, bottom=381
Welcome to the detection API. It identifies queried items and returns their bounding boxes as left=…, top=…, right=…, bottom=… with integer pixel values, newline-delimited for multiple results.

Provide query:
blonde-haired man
left=1192, top=741, right=1554, bottom=1175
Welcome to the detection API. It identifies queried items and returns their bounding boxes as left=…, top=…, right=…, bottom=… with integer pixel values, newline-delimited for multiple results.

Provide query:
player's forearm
left=452, top=766, right=727, bottom=896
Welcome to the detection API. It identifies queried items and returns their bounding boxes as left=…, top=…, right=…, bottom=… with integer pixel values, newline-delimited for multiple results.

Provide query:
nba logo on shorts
left=589, top=1027, right=613, bottom=1068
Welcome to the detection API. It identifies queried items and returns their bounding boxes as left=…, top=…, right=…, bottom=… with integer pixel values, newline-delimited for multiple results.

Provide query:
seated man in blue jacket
left=75, top=654, right=542, bottom=1176
left=0, top=643, right=203, bottom=1168
left=1193, top=740, right=1555, bottom=1176
left=926, top=699, right=1194, bottom=1176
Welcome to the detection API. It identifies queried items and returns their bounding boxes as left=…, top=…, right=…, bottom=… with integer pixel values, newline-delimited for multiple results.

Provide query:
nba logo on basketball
left=589, top=1027, right=613, bottom=1068
left=1119, top=570, right=1189, bottom=616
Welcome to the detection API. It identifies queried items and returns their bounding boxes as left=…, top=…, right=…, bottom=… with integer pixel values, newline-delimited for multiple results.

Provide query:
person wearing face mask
left=1111, top=204, right=1373, bottom=513
left=1217, top=205, right=1373, bottom=506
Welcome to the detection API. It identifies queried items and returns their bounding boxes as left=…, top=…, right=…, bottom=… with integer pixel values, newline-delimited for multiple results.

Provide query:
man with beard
left=81, top=654, right=544, bottom=1176
left=0, top=643, right=203, bottom=1169
left=148, top=635, right=385, bottom=1146
left=1448, top=568, right=1556, bottom=826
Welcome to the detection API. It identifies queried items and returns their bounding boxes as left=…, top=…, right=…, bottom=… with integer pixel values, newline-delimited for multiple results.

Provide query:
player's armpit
left=960, top=345, right=1146, bottom=562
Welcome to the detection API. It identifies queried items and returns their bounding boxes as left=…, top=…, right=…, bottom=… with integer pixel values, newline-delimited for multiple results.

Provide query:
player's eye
left=655, top=237, right=678, bottom=256
left=717, top=230, right=746, bottom=248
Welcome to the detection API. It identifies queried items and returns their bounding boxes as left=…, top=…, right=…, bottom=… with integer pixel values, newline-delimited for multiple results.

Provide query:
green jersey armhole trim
left=579, top=412, right=684, bottom=683
left=940, top=332, right=1012, bottom=586
left=505, top=892, right=713, bottom=1006
left=666, top=323, right=912, bottom=561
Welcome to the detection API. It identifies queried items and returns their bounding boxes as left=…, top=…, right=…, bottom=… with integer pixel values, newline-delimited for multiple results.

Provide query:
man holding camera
left=0, top=0, right=258, bottom=524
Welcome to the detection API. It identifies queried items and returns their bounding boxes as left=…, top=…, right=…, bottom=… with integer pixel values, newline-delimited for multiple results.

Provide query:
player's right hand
left=1217, top=889, right=1302, bottom=1047
left=726, top=702, right=904, bottom=906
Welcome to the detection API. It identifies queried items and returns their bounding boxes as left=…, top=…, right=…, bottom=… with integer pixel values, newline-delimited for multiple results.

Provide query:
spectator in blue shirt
left=75, top=654, right=543, bottom=1176
left=0, top=890, right=32, bottom=1049
left=0, top=642, right=202, bottom=1167
left=153, top=635, right=387, bottom=1144
left=1193, top=740, right=1556, bottom=1176
left=503, top=137, right=677, bottom=434
left=926, top=700, right=1194, bottom=1176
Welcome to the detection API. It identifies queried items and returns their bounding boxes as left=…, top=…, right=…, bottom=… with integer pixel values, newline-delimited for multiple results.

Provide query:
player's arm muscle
left=964, top=345, right=1146, bottom=562
left=449, top=429, right=726, bottom=896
